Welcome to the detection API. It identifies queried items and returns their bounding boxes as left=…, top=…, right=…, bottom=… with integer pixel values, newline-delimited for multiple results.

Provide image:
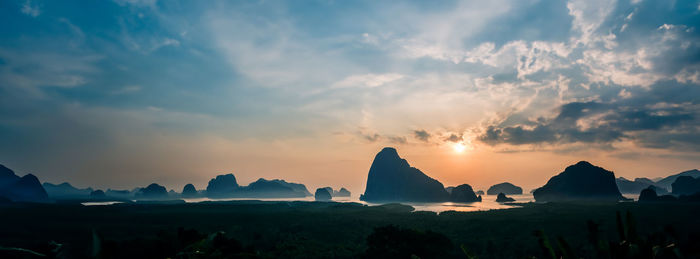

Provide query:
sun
left=452, top=142, right=467, bottom=153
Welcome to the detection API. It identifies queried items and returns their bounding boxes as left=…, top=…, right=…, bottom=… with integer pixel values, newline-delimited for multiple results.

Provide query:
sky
left=0, top=0, right=699, bottom=193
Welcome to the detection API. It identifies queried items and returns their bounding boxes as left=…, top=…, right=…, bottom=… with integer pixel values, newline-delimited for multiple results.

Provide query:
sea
left=82, top=194, right=538, bottom=213
left=81, top=193, right=643, bottom=212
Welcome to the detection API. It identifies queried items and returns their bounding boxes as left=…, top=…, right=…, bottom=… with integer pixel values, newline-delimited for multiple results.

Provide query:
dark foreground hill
left=0, top=201, right=699, bottom=258
left=360, top=147, right=449, bottom=202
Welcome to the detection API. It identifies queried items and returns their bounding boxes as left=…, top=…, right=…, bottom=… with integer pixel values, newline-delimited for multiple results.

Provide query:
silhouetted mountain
left=655, top=169, right=700, bottom=189
left=615, top=177, right=668, bottom=194
left=315, top=188, right=332, bottom=201
left=634, top=177, right=655, bottom=185
left=206, top=174, right=239, bottom=197
left=204, top=173, right=309, bottom=198
left=445, top=186, right=455, bottom=194
left=335, top=187, right=351, bottom=197
left=475, top=190, right=485, bottom=195
left=0, top=164, right=20, bottom=188
left=275, top=180, right=312, bottom=196
left=638, top=186, right=677, bottom=202
left=533, top=161, right=624, bottom=202
left=182, top=183, right=198, bottom=197
left=449, top=184, right=482, bottom=202
left=0, top=165, right=49, bottom=203
left=43, top=182, right=94, bottom=198
left=486, top=182, right=523, bottom=195
left=360, top=147, right=449, bottom=202
left=2, top=174, right=50, bottom=203
left=671, top=176, right=700, bottom=196
left=236, top=178, right=310, bottom=198
left=90, top=189, right=106, bottom=198
left=496, top=193, right=515, bottom=202
left=136, top=183, right=168, bottom=199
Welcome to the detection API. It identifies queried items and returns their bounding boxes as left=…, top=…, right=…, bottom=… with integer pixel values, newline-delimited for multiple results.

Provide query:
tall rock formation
left=360, top=147, right=449, bottom=202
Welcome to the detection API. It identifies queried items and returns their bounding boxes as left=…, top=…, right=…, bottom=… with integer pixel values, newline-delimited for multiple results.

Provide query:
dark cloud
left=361, top=133, right=381, bottom=143
left=413, top=129, right=431, bottom=142
left=478, top=82, right=700, bottom=150
left=444, top=134, right=462, bottom=143
left=387, top=136, right=407, bottom=144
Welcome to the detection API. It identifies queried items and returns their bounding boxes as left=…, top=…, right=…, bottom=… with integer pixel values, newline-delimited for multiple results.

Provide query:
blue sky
left=0, top=0, right=699, bottom=192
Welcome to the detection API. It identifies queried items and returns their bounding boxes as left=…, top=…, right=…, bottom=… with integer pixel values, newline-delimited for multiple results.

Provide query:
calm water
left=82, top=194, right=538, bottom=213
left=82, top=193, right=645, bottom=212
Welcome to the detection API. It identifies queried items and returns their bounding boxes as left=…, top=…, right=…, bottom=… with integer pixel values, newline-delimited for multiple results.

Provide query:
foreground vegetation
left=1, top=201, right=699, bottom=258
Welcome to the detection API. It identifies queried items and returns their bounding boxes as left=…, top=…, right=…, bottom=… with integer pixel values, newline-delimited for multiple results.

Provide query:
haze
left=0, top=0, right=698, bottom=193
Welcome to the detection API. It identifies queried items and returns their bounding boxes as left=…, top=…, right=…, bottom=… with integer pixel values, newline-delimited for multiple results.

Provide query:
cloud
left=478, top=85, right=700, bottom=151
left=413, top=129, right=431, bottom=142
left=332, top=73, right=404, bottom=89
left=21, top=0, right=41, bottom=17
left=111, top=85, right=141, bottom=95
left=1, top=0, right=700, bottom=188
left=387, top=136, right=407, bottom=144
left=444, top=134, right=463, bottom=143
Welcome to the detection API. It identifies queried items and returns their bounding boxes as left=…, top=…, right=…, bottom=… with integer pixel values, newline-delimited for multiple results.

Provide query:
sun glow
left=453, top=142, right=467, bottom=153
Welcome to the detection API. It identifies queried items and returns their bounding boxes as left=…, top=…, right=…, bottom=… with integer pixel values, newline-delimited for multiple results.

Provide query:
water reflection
left=82, top=193, right=641, bottom=212
left=180, top=194, right=537, bottom=213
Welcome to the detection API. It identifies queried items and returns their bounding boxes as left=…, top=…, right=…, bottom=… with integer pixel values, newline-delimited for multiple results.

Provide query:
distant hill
left=0, top=164, right=49, bottom=203
left=655, top=169, right=700, bottom=190
left=449, top=184, right=481, bottom=202
left=533, top=161, right=624, bottom=202
left=236, top=178, right=310, bottom=198
left=182, top=183, right=198, bottom=197
left=671, top=176, right=700, bottom=196
left=206, top=174, right=239, bottom=197
left=0, top=164, right=20, bottom=187
left=496, top=193, right=515, bottom=202
left=321, top=187, right=351, bottom=197
left=205, top=173, right=310, bottom=198
left=615, top=177, right=668, bottom=194
left=335, top=187, right=351, bottom=197
left=135, top=183, right=169, bottom=199
left=315, top=188, right=332, bottom=201
left=360, top=147, right=449, bottom=202
left=43, top=182, right=93, bottom=199
left=487, top=182, right=523, bottom=195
